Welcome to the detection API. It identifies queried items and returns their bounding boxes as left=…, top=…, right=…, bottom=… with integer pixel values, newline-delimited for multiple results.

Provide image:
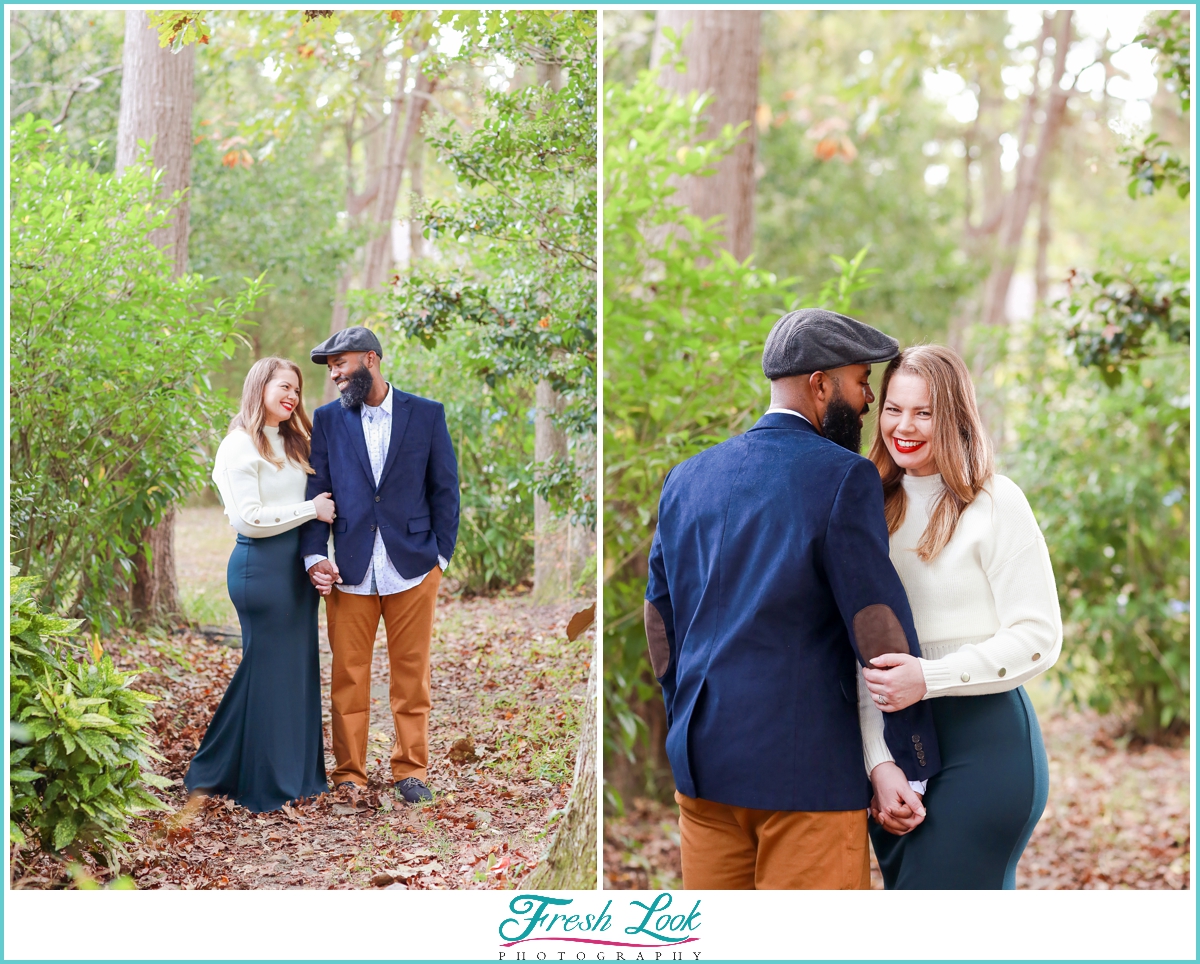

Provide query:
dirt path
left=604, top=705, right=1191, bottom=891
left=17, top=507, right=590, bottom=890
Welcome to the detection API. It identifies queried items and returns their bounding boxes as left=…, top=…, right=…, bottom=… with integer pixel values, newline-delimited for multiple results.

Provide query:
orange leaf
left=389, top=10, right=407, bottom=23
left=566, top=603, right=595, bottom=641
left=814, top=137, right=839, bottom=162
left=222, top=150, right=239, bottom=168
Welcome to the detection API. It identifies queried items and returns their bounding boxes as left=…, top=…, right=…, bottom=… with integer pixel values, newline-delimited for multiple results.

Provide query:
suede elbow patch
left=853, top=604, right=910, bottom=663
left=644, top=601, right=671, bottom=678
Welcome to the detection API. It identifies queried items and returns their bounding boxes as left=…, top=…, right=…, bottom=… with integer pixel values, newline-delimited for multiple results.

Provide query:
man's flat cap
left=762, top=308, right=898, bottom=379
left=310, top=326, right=384, bottom=364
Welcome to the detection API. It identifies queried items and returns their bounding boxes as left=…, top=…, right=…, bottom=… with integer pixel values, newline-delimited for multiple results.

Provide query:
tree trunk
left=979, top=11, right=1072, bottom=327
left=1034, top=170, right=1052, bottom=305
left=651, top=10, right=760, bottom=262
left=115, top=10, right=196, bottom=626
left=522, top=662, right=597, bottom=890
left=533, top=376, right=570, bottom=601
left=115, top=11, right=195, bottom=274
left=530, top=56, right=580, bottom=603
left=408, top=134, right=426, bottom=263
left=361, top=70, right=435, bottom=291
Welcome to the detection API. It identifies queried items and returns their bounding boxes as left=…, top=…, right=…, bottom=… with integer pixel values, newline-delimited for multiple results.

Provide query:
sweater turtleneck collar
left=901, top=470, right=944, bottom=504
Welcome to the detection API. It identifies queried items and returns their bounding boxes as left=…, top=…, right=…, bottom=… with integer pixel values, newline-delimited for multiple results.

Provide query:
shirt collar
left=362, top=383, right=393, bottom=419
left=764, top=406, right=812, bottom=426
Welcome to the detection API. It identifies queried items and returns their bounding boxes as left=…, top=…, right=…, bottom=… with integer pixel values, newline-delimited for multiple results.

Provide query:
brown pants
left=676, top=791, right=871, bottom=890
left=326, top=568, right=441, bottom=786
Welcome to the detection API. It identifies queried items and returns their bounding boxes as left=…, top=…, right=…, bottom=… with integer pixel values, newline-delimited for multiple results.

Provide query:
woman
left=185, top=357, right=335, bottom=812
left=859, top=344, right=1061, bottom=889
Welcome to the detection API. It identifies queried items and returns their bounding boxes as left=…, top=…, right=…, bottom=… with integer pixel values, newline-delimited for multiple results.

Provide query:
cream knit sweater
left=212, top=426, right=317, bottom=539
left=858, top=471, right=1062, bottom=776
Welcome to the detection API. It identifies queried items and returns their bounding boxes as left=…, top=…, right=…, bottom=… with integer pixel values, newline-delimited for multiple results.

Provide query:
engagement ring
left=874, top=694, right=887, bottom=705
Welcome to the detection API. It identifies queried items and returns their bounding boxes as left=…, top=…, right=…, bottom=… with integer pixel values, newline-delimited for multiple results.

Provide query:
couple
left=184, top=326, right=460, bottom=813
left=645, top=308, right=1062, bottom=889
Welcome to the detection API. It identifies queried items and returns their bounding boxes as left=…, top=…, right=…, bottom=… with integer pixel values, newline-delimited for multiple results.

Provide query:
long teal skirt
left=870, top=687, right=1049, bottom=889
left=184, top=530, right=328, bottom=812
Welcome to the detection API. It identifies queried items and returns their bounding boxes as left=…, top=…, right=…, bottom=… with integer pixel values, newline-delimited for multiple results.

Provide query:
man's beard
left=338, top=363, right=375, bottom=409
left=821, top=386, right=867, bottom=453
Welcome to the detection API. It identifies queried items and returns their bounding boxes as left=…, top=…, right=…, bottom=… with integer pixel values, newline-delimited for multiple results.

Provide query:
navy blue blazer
left=645, top=412, right=941, bottom=812
left=300, top=387, right=460, bottom=585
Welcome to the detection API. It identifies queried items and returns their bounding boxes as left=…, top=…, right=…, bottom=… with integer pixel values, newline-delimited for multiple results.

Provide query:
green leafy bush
left=1061, top=257, right=1190, bottom=384
left=1006, top=330, right=1190, bottom=741
left=9, top=116, right=262, bottom=630
left=9, top=572, right=171, bottom=867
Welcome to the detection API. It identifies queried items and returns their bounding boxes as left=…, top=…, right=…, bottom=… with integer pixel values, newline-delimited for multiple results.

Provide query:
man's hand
left=869, top=761, right=926, bottom=836
left=307, top=559, right=341, bottom=597
left=862, top=652, right=927, bottom=712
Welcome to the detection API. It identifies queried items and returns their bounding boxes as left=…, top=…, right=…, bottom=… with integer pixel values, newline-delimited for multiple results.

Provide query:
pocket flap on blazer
left=333, top=519, right=348, bottom=533
left=408, top=515, right=431, bottom=533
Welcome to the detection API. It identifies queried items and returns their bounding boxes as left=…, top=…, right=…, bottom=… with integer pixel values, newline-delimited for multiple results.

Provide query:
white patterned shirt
left=304, top=384, right=447, bottom=595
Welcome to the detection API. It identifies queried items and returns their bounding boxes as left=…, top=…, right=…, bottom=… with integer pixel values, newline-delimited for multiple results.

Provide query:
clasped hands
left=870, top=760, right=926, bottom=836
left=864, top=653, right=930, bottom=835
left=307, top=491, right=342, bottom=597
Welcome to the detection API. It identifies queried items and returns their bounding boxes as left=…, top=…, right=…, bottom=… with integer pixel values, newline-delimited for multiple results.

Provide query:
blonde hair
left=229, top=357, right=314, bottom=474
left=868, top=345, right=993, bottom=561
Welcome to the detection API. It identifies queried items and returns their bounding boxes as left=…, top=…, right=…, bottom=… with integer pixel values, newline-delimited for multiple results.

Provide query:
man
left=644, top=308, right=942, bottom=889
left=301, top=326, right=460, bottom=804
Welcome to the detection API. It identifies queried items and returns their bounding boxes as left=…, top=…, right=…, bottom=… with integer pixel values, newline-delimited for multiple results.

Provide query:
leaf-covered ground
left=604, top=704, right=1190, bottom=890
left=12, top=508, right=590, bottom=890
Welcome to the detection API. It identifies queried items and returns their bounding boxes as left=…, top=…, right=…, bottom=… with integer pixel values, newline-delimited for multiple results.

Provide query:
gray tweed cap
left=310, top=325, right=384, bottom=364
left=762, top=308, right=898, bottom=379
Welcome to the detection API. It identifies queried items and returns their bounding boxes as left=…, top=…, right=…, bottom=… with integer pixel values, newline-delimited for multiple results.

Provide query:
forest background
left=9, top=8, right=597, bottom=889
left=603, top=8, right=1191, bottom=889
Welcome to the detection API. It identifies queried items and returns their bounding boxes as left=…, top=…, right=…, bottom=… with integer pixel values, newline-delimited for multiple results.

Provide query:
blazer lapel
left=376, top=391, right=412, bottom=491
left=342, top=403, right=375, bottom=485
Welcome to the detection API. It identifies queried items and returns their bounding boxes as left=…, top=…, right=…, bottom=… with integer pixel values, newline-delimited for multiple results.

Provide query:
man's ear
left=808, top=370, right=832, bottom=403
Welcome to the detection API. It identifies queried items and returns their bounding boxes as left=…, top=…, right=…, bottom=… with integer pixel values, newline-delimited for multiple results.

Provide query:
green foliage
left=380, top=329, right=535, bottom=594
left=1006, top=334, right=1190, bottom=741
left=9, top=10, right=125, bottom=170
left=9, top=117, right=262, bottom=629
left=1135, top=11, right=1191, bottom=113
left=602, top=57, right=878, bottom=800
left=187, top=114, right=361, bottom=409
left=9, top=572, right=171, bottom=867
left=754, top=10, right=983, bottom=346
left=1060, top=258, right=1190, bottom=383
left=1122, top=133, right=1190, bottom=200
left=389, top=11, right=597, bottom=529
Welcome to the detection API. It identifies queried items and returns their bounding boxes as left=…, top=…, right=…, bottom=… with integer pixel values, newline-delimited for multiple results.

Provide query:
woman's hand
left=862, top=652, right=927, bottom=712
left=313, top=492, right=336, bottom=524
left=869, top=761, right=926, bottom=836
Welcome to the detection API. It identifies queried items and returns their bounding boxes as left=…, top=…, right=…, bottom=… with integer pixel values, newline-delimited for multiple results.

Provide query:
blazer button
left=914, top=742, right=923, bottom=752
left=960, top=672, right=970, bottom=682
left=375, top=495, right=381, bottom=502
left=998, top=667, right=1007, bottom=677
left=370, top=524, right=376, bottom=531
left=911, top=734, right=920, bottom=743
left=919, top=759, right=927, bottom=766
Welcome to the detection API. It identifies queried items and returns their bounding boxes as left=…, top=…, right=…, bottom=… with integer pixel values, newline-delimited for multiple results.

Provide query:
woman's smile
left=893, top=438, right=925, bottom=454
